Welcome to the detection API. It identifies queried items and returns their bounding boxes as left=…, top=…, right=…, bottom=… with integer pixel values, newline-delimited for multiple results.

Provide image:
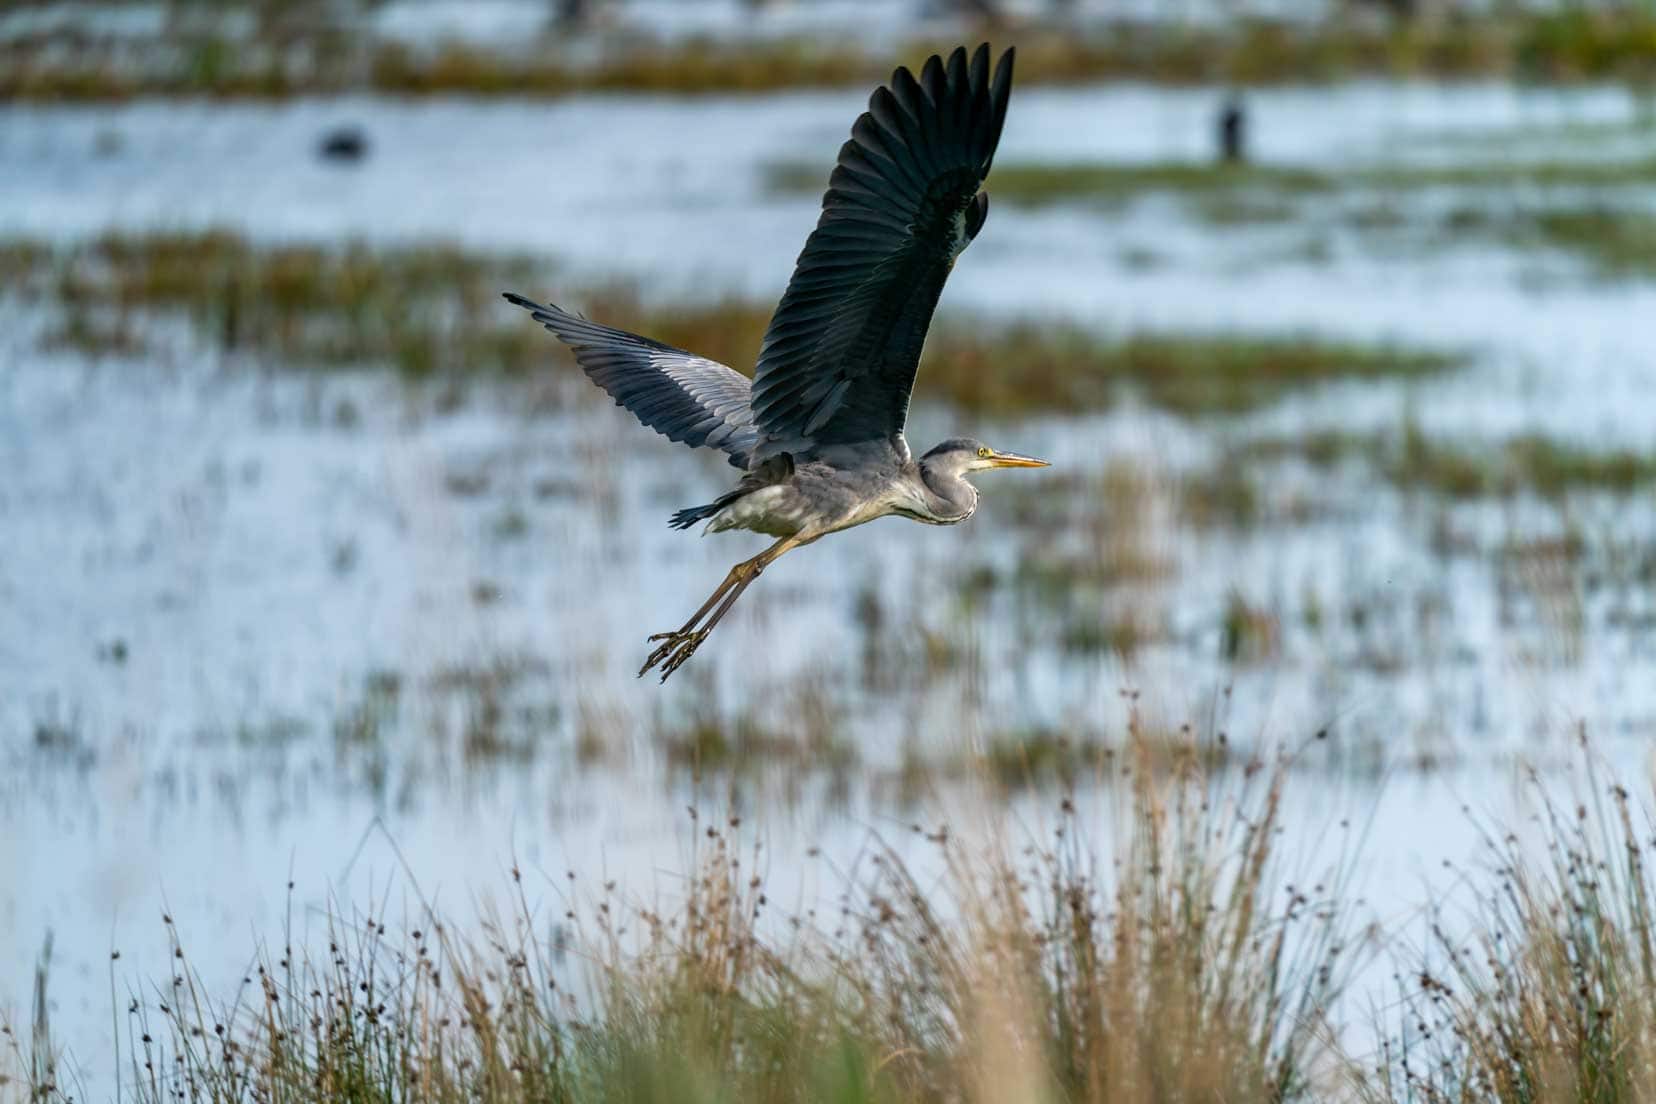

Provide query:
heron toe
left=657, top=632, right=710, bottom=682
left=639, top=628, right=710, bottom=680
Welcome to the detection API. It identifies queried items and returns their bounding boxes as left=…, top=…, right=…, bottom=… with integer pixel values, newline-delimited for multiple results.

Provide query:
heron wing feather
left=503, top=293, right=759, bottom=467
left=748, top=44, right=1013, bottom=459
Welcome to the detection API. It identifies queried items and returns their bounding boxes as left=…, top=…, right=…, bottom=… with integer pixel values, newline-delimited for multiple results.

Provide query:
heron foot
left=638, top=628, right=711, bottom=682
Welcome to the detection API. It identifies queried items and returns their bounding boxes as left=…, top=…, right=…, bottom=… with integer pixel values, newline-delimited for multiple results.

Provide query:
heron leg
left=639, top=536, right=800, bottom=682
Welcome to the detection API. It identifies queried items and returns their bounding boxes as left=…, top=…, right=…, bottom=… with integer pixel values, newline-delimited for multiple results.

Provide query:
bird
left=317, top=125, right=369, bottom=162
left=506, top=43, right=1046, bottom=682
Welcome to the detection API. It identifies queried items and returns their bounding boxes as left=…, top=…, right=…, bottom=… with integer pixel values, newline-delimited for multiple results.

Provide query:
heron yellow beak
left=987, top=449, right=1050, bottom=469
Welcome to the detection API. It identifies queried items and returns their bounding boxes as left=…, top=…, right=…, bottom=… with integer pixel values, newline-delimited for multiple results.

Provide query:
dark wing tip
left=986, top=46, right=1015, bottom=169
left=991, top=46, right=1015, bottom=105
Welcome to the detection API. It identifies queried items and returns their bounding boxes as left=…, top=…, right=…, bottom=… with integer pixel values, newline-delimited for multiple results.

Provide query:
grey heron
left=506, top=43, right=1047, bottom=681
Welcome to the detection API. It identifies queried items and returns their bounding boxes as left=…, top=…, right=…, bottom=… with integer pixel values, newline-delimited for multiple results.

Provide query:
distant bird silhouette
left=552, top=0, right=597, bottom=28
left=1219, top=95, right=1246, bottom=164
left=318, top=126, right=368, bottom=163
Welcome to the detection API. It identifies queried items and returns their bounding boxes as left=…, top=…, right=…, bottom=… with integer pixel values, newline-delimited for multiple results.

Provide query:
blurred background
left=5, top=0, right=1656, bottom=1091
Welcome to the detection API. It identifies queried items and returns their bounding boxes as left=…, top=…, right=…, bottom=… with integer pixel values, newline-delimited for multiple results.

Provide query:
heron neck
left=915, top=461, right=978, bottom=523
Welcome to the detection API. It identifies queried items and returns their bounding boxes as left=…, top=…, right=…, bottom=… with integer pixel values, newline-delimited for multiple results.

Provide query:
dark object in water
left=1219, top=95, right=1246, bottom=164
left=553, top=0, right=595, bottom=25
left=319, top=126, right=368, bottom=162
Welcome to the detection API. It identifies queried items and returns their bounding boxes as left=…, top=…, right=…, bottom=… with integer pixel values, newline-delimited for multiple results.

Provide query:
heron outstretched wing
left=748, top=44, right=1013, bottom=460
left=504, top=293, right=759, bottom=467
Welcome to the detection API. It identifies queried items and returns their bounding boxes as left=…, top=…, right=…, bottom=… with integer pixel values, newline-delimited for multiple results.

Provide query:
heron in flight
left=507, top=44, right=1046, bottom=681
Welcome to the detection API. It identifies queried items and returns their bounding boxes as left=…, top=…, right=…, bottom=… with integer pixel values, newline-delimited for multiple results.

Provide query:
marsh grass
left=655, top=680, right=857, bottom=779
left=16, top=738, right=1656, bottom=1102
left=1356, top=736, right=1656, bottom=1102
left=1, top=732, right=1357, bottom=1103
left=765, top=160, right=1337, bottom=209
left=965, top=723, right=1238, bottom=791
left=769, top=149, right=1656, bottom=276
left=0, top=935, right=70, bottom=1103
left=924, top=324, right=1461, bottom=418
left=767, top=155, right=1656, bottom=217
left=1518, top=209, right=1656, bottom=277
left=0, top=231, right=771, bottom=382
left=25, top=231, right=551, bottom=378
left=1235, top=423, right=1656, bottom=500
left=8, top=12, right=1656, bottom=100
left=1, top=231, right=1461, bottom=418
left=1363, top=157, right=1656, bottom=192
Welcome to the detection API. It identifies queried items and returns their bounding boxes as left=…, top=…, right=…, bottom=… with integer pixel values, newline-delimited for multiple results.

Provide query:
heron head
left=922, top=437, right=1050, bottom=478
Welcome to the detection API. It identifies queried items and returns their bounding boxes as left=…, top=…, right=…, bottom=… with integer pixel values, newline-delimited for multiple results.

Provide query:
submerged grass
left=9, top=12, right=1656, bottom=100
left=1, top=230, right=1462, bottom=417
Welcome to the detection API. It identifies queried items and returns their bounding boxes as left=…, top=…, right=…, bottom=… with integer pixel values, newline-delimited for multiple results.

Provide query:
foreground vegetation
left=8, top=10, right=1656, bottom=100
left=1354, top=744, right=1656, bottom=1103
left=7, top=732, right=1358, bottom=1102
left=0, top=230, right=1464, bottom=417
left=9, top=734, right=1656, bottom=1102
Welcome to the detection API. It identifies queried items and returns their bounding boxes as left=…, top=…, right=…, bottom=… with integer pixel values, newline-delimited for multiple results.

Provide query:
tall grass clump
left=24, top=732, right=1356, bottom=1102
left=1357, top=736, right=1656, bottom=1103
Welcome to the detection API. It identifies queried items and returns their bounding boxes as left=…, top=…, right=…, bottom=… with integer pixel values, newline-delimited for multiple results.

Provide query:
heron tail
left=667, top=453, right=794, bottom=532
left=668, top=502, right=722, bottom=531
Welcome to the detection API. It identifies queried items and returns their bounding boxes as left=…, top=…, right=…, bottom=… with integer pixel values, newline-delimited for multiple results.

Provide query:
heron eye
left=977, top=446, right=991, bottom=458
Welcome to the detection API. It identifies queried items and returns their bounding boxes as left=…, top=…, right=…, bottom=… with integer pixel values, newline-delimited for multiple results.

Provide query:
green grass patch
left=1413, top=117, right=1656, bottom=153
left=1235, top=422, right=1656, bottom=499
left=0, top=231, right=777, bottom=380
left=9, top=12, right=1656, bottom=100
left=924, top=324, right=1462, bottom=417
left=1360, top=155, right=1656, bottom=191
left=1516, top=208, right=1656, bottom=276
left=769, top=154, right=1656, bottom=221
left=968, top=725, right=1231, bottom=789
left=765, top=159, right=1336, bottom=208
left=5, top=230, right=548, bottom=377
left=655, top=689, right=856, bottom=778
left=1338, top=204, right=1656, bottom=279
left=3, top=231, right=1463, bottom=418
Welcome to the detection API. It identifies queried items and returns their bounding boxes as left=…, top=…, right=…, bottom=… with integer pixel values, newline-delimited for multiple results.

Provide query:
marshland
left=7, top=1, right=1656, bottom=1100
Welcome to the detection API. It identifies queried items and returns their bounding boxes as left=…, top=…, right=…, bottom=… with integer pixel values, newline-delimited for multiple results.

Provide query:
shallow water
left=5, top=80, right=1656, bottom=1093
